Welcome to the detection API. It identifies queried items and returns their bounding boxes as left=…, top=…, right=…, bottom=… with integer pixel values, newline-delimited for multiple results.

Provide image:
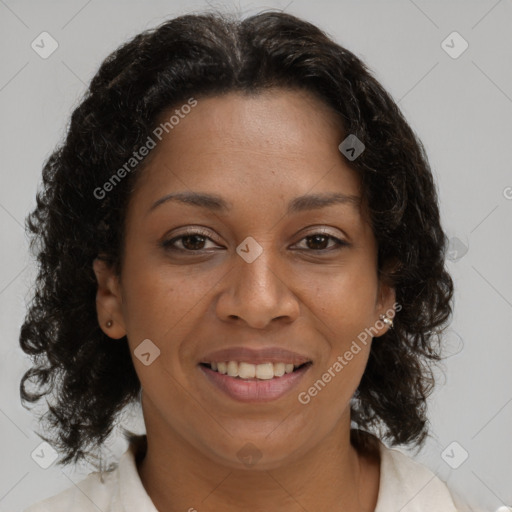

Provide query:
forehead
left=131, top=88, right=363, bottom=213
left=155, top=88, right=345, bottom=156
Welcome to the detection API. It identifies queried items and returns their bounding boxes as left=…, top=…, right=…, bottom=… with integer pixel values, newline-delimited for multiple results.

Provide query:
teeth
left=238, top=362, right=255, bottom=379
left=273, top=362, right=285, bottom=377
left=227, top=361, right=238, bottom=377
left=208, top=361, right=305, bottom=379
left=256, top=362, right=274, bottom=380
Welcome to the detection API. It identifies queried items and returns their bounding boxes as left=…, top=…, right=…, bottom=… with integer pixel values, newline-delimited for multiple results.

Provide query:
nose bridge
left=234, top=240, right=283, bottom=304
left=216, top=236, right=299, bottom=327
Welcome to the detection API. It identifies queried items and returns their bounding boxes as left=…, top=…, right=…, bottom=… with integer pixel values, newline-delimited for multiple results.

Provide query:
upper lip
left=200, top=346, right=312, bottom=366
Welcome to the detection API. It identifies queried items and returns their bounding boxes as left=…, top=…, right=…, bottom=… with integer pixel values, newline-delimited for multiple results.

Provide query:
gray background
left=1, top=0, right=511, bottom=511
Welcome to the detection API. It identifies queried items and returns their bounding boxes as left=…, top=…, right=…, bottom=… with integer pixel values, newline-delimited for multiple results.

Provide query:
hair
left=19, top=9, right=453, bottom=467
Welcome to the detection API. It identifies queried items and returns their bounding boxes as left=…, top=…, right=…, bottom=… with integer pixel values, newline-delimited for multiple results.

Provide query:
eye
left=293, top=232, right=349, bottom=252
left=161, top=229, right=349, bottom=254
left=161, top=229, right=221, bottom=252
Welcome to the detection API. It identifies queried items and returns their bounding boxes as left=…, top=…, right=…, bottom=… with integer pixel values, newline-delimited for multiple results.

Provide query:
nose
left=215, top=246, right=300, bottom=329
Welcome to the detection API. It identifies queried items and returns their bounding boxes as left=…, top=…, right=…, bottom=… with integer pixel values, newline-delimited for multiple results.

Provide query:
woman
left=20, top=10, right=464, bottom=511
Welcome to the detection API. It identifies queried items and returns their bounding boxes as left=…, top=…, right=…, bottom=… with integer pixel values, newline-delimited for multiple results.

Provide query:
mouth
left=199, top=361, right=312, bottom=380
left=198, top=360, right=313, bottom=402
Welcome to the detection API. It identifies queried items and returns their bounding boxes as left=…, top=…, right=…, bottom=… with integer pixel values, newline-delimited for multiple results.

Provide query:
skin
left=93, top=88, right=396, bottom=512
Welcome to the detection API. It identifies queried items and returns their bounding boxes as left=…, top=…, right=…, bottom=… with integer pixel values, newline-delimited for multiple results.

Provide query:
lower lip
left=199, top=363, right=312, bottom=403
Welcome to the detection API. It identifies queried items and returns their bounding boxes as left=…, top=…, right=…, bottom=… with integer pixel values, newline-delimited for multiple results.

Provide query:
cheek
left=298, top=255, right=379, bottom=334
left=120, top=263, right=214, bottom=398
left=296, top=269, right=375, bottom=421
left=120, top=254, right=214, bottom=349
left=293, top=250, right=378, bottom=400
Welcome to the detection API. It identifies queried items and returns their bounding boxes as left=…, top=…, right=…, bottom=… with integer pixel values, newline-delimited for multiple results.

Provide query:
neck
left=136, top=417, right=380, bottom=512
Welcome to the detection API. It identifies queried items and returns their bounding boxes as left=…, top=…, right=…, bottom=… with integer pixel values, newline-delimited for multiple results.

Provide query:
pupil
left=183, top=235, right=205, bottom=250
left=308, top=235, right=328, bottom=250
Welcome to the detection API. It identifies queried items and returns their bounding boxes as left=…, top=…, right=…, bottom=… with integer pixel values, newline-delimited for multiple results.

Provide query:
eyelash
left=161, top=229, right=349, bottom=254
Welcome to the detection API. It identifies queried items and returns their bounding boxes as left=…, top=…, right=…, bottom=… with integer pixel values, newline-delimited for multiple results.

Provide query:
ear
left=372, top=276, right=397, bottom=338
left=93, top=257, right=126, bottom=339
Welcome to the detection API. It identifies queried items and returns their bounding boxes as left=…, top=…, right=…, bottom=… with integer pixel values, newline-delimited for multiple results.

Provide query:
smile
left=198, top=361, right=313, bottom=402
left=202, top=361, right=309, bottom=379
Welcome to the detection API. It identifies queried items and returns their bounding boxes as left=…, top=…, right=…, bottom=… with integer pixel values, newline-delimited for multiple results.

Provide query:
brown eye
left=162, top=229, right=220, bottom=252
left=305, top=234, right=330, bottom=250
left=181, top=234, right=207, bottom=250
left=294, top=233, right=348, bottom=252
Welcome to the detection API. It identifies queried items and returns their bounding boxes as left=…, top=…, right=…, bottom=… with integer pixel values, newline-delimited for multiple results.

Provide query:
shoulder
left=376, top=442, right=459, bottom=511
left=23, top=435, right=154, bottom=512
left=22, top=469, right=119, bottom=512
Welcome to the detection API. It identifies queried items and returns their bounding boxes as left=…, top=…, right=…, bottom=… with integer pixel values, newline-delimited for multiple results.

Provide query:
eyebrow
left=148, top=191, right=361, bottom=215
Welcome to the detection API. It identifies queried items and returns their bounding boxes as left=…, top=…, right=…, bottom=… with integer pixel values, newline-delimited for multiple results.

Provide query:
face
left=94, top=88, right=395, bottom=470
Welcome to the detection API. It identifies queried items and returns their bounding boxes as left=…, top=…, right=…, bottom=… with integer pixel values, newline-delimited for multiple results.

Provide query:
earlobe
left=92, top=258, right=126, bottom=339
left=374, top=280, right=397, bottom=338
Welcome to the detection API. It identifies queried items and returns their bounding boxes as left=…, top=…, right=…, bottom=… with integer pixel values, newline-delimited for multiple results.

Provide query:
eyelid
left=296, top=226, right=348, bottom=243
left=291, top=228, right=349, bottom=250
left=161, top=226, right=349, bottom=253
left=300, top=226, right=345, bottom=237
left=163, top=225, right=218, bottom=241
left=161, top=226, right=222, bottom=249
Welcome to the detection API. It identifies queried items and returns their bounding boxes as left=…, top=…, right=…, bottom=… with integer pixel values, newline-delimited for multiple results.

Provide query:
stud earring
left=379, top=314, right=393, bottom=328
left=106, top=320, right=113, bottom=328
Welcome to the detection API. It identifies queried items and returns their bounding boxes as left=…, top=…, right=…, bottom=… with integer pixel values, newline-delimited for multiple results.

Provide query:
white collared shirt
left=24, top=436, right=462, bottom=511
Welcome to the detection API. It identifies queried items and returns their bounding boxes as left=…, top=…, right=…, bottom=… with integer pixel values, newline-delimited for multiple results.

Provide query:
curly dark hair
left=19, top=9, right=454, bottom=467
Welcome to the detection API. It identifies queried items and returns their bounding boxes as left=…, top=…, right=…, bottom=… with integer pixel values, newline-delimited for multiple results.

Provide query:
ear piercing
left=106, top=320, right=113, bottom=328
left=379, top=314, right=394, bottom=328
